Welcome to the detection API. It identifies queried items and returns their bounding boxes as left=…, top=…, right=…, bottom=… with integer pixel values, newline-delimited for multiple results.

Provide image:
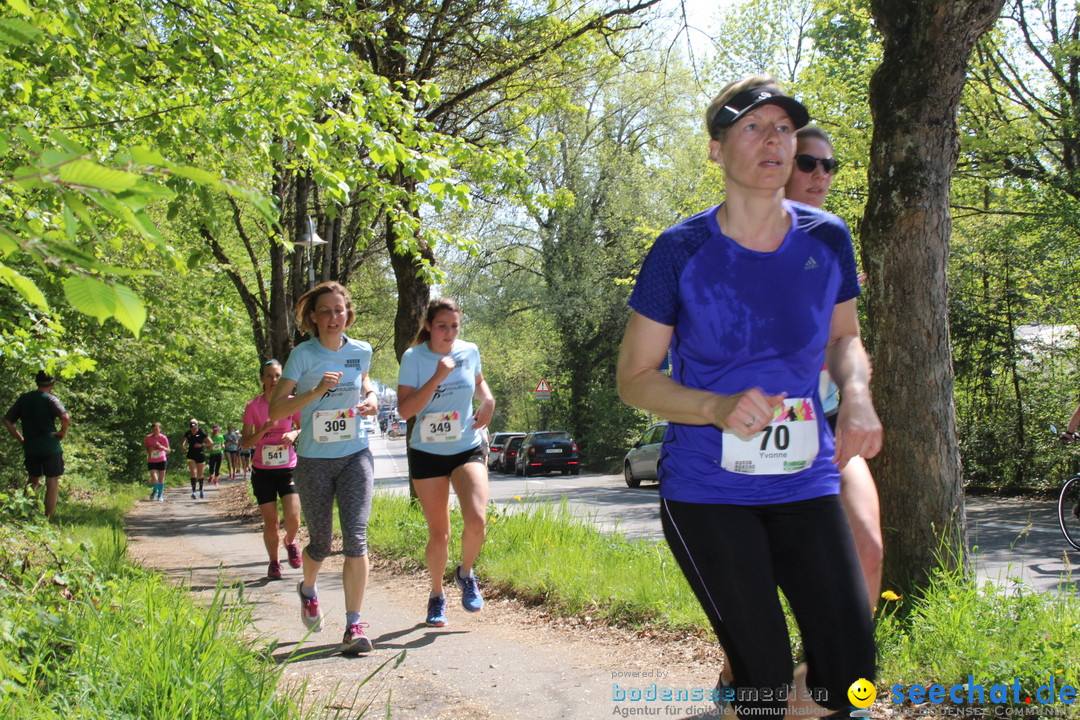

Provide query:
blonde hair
left=705, top=74, right=780, bottom=141
left=411, top=298, right=461, bottom=347
left=294, top=281, right=355, bottom=337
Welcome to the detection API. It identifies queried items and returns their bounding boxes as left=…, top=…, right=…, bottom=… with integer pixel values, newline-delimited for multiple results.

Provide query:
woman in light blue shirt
left=270, top=281, right=378, bottom=656
left=398, top=298, right=495, bottom=628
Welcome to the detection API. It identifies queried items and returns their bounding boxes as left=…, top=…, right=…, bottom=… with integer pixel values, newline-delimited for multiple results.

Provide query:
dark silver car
left=497, top=434, right=526, bottom=473
left=515, top=431, right=579, bottom=476
left=488, top=432, right=522, bottom=471
left=623, top=422, right=667, bottom=488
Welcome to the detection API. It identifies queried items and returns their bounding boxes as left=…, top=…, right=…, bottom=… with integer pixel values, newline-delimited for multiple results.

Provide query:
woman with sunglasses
left=617, top=75, right=879, bottom=719
left=786, top=126, right=884, bottom=612
left=786, top=127, right=841, bottom=206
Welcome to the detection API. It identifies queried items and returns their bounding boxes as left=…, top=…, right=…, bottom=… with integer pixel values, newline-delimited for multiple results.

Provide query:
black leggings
left=207, top=453, right=223, bottom=476
left=661, top=495, right=874, bottom=717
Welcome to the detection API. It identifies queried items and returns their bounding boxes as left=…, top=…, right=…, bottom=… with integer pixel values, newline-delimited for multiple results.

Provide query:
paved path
left=124, top=432, right=1080, bottom=719
left=124, top=439, right=723, bottom=720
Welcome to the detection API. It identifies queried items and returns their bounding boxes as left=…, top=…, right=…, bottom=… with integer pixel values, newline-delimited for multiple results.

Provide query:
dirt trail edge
left=124, top=476, right=722, bottom=720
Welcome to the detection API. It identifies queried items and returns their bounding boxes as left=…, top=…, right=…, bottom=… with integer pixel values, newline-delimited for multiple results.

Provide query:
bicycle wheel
left=1058, top=476, right=1080, bottom=550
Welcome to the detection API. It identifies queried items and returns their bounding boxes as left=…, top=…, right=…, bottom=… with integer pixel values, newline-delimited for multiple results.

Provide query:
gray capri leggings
left=294, top=449, right=374, bottom=562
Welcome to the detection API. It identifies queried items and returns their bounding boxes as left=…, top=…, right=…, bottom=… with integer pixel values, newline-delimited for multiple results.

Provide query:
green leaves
left=0, top=264, right=48, bottom=309
left=5, top=0, right=34, bottom=17
left=0, top=17, right=39, bottom=46
left=62, top=275, right=146, bottom=336
left=1, top=142, right=264, bottom=337
left=56, top=159, right=140, bottom=193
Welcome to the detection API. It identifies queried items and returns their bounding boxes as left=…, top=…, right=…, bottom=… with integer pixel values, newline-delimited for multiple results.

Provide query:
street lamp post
left=294, top=216, right=328, bottom=290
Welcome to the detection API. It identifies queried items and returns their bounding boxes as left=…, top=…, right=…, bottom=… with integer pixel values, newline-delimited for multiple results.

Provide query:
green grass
left=876, top=562, right=1080, bottom=712
left=370, top=489, right=1080, bottom=715
left=369, top=492, right=711, bottom=631
left=0, top=478, right=393, bottom=719
left=8, top=476, right=1080, bottom=717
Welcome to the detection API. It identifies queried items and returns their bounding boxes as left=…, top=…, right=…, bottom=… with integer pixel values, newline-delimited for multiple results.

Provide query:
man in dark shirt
left=3, top=371, right=71, bottom=519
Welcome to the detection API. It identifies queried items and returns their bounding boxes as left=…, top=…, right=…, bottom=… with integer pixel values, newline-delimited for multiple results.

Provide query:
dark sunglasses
left=795, top=154, right=839, bottom=174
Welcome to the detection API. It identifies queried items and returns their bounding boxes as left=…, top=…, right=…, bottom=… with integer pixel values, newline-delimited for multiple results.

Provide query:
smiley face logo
left=848, top=678, right=876, bottom=709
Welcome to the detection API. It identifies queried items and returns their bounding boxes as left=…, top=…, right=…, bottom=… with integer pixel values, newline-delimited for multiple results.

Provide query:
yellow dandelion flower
left=880, top=590, right=902, bottom=602
left=514, top=496, right=521, bottom=501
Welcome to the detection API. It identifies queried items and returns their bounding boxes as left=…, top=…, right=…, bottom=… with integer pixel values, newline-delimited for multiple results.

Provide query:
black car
left=498, top=434, right=526, bottom=473
left=488, top=432, right=523, bottom=471
left=515, top=431, right=580, bottom=476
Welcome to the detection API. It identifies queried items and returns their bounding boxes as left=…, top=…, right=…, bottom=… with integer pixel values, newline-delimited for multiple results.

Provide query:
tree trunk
left=863, top=0, right=1005, bottom=595
left=386, top=212, right=434, bottom=363
left=268, top=167, right=294, bottom=363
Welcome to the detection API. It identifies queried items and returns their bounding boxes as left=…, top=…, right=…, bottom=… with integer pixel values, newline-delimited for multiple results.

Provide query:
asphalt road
left=372, top=432, right=1080, bottom=596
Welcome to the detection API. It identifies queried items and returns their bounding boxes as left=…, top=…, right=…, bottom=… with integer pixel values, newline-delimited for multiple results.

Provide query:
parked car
left=488, top=432, right=523, bottom=471
left=515, top=431, right=579, bottom=477
left=497, top=434, right=526, bottom=473
left=387, top=417, right=407, bottom=439
left=623, top=422, right=667, bottom=488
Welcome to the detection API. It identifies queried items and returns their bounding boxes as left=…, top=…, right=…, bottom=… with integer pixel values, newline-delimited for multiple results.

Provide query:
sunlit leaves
left=62, top=275, right=146, bottom=336
left=0, top=264, right=47, bottom=309
left=0, top=17, right=38, bottom=45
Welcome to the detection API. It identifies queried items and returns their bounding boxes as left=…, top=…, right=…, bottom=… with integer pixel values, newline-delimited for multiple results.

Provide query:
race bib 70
left=721, top=398, right=820, bottom=475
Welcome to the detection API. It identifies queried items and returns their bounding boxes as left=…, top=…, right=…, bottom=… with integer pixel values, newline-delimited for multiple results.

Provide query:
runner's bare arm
left=825, top=299, right=881, bottom=468
left=616, top=312, right=781, bottom=435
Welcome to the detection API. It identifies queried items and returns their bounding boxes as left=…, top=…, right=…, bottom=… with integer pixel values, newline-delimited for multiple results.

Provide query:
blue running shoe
left=426, top=595, right=448, bottom=627
left=455, top=564, right=484, bottom=613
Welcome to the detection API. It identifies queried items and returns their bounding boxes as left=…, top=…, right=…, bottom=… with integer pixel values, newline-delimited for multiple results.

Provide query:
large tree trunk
left=863, top=0, right=1005, bottom=595
left=387, top=213, right=434, bottom=363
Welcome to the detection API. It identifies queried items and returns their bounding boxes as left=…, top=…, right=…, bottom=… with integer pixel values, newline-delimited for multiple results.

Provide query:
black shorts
left=186, top=449, right=206, bottom=463
left=251, top=466, right=298, bottom=506
left=26, top=452, right=64, bottom=478
left=408, top=443, right=488, bottom=480
left=147, top=461, right=167, bottom=471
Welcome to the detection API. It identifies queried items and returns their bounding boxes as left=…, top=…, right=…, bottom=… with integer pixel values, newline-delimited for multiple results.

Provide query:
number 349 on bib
left=420, top=411, right=462, bottom=443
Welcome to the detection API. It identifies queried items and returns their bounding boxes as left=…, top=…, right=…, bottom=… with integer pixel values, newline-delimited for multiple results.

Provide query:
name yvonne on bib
left=721, top=398, right=819, bottom=475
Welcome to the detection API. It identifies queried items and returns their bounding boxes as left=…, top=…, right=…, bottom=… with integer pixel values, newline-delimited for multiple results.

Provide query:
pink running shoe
left=296, top=582, right=323, bottom=631
left=339, top=622, right=373, bottom=654
left=285, top=542, right=302, bottom=569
